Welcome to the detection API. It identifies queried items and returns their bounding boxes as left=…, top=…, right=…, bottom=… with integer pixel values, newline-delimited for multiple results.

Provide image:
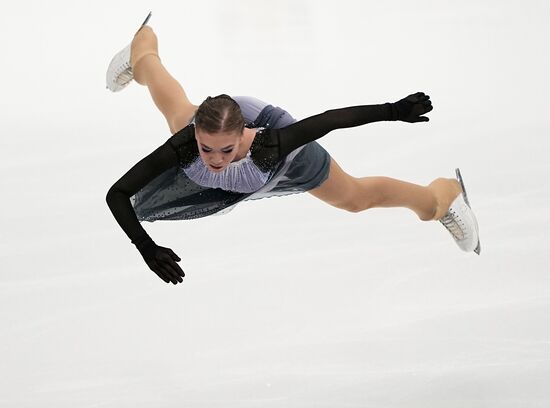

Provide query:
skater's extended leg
left=131, top=26, right=198, bottom=134
left=308, top=157, right=461, bottom=221
left=353, top=175, right=461, bottom=220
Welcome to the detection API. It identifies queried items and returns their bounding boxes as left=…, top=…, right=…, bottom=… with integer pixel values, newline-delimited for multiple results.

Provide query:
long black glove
left=390, top=91, right=433, bottom=122
left=132, top=235, right=185, bottom=285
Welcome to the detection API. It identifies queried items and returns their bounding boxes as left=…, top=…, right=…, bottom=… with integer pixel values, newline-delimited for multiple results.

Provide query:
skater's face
left=195, top=129, right=244, bottom=172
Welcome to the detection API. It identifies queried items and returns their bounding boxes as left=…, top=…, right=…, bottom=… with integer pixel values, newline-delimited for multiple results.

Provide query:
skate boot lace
left=114, top=62, right=132, bottom=85
left=439, top=208, right=466, bottom=241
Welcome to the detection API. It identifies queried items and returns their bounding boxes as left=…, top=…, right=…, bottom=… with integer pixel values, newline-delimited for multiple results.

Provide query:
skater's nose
left=211, top=152, right=226, bottom=162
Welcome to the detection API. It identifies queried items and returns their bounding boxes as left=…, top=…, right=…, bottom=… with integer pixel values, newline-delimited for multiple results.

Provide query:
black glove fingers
left=161, top=260, right=184, bottom=283
left=155, top=270, right=170, bottom=283
left=150, top=262, right=170, bottom=283
left=166, top=271, right=179, bottom=284
left=159, top=262, right=180, bottom=284
left=152, top=257, right=177, bottom=284
left=165, top=250, right=185, bottom=277
left=174, top=263, right=185, bottom=278
left=168, top=248, right=181, bottom=262
left=158, top=252, right=185, bottom=280
left=160, top=261, right=183, bottom=284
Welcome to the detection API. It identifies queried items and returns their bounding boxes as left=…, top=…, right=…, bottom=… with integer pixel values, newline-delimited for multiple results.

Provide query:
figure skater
left=105, top=13, right=480, bottom=285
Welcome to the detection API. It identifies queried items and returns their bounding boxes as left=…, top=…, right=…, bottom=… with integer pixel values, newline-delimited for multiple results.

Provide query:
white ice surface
left=1, top=0, right=550, bottom=407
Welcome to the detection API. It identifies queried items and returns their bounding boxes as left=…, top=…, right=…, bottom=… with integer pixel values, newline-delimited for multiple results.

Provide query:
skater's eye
left=201, top=143, right=234, bottom=153
left=202, top=148, right=233, bottom=153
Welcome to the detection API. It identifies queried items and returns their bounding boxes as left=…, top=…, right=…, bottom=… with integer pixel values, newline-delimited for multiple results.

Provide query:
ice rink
left=1, top=0, right=549, bottom=406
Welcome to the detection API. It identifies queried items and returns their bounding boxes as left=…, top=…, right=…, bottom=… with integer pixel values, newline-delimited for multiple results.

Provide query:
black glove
left=132, top=235, right=185, bottom=284
left=390, top=92, right=433, bottom=123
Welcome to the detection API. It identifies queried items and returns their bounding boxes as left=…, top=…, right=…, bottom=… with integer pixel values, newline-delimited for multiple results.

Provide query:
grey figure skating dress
left=106, top=97, right=396, bottom=249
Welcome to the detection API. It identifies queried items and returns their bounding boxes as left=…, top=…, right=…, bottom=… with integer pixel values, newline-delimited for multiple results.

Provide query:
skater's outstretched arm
left=249, top=92, right=433, bottom=171
left=274, top=92, right=433, bottom=159
left=105, top=127, right=197, bottom=284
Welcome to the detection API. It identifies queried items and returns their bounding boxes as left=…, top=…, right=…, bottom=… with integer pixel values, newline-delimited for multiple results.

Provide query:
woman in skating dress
left=105, top=13, right=480, bottom=285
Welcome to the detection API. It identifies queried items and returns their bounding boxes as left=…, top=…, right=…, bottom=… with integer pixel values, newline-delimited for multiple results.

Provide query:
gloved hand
left=132, top=235, right=185, bottom=284
left=390, top=92, right=433, bottom=123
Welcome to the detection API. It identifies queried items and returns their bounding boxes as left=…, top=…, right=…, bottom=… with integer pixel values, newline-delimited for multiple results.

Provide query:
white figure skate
left=439, top=168, right=481, bottom=255
left=105, top=12, right=152, bottom=92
